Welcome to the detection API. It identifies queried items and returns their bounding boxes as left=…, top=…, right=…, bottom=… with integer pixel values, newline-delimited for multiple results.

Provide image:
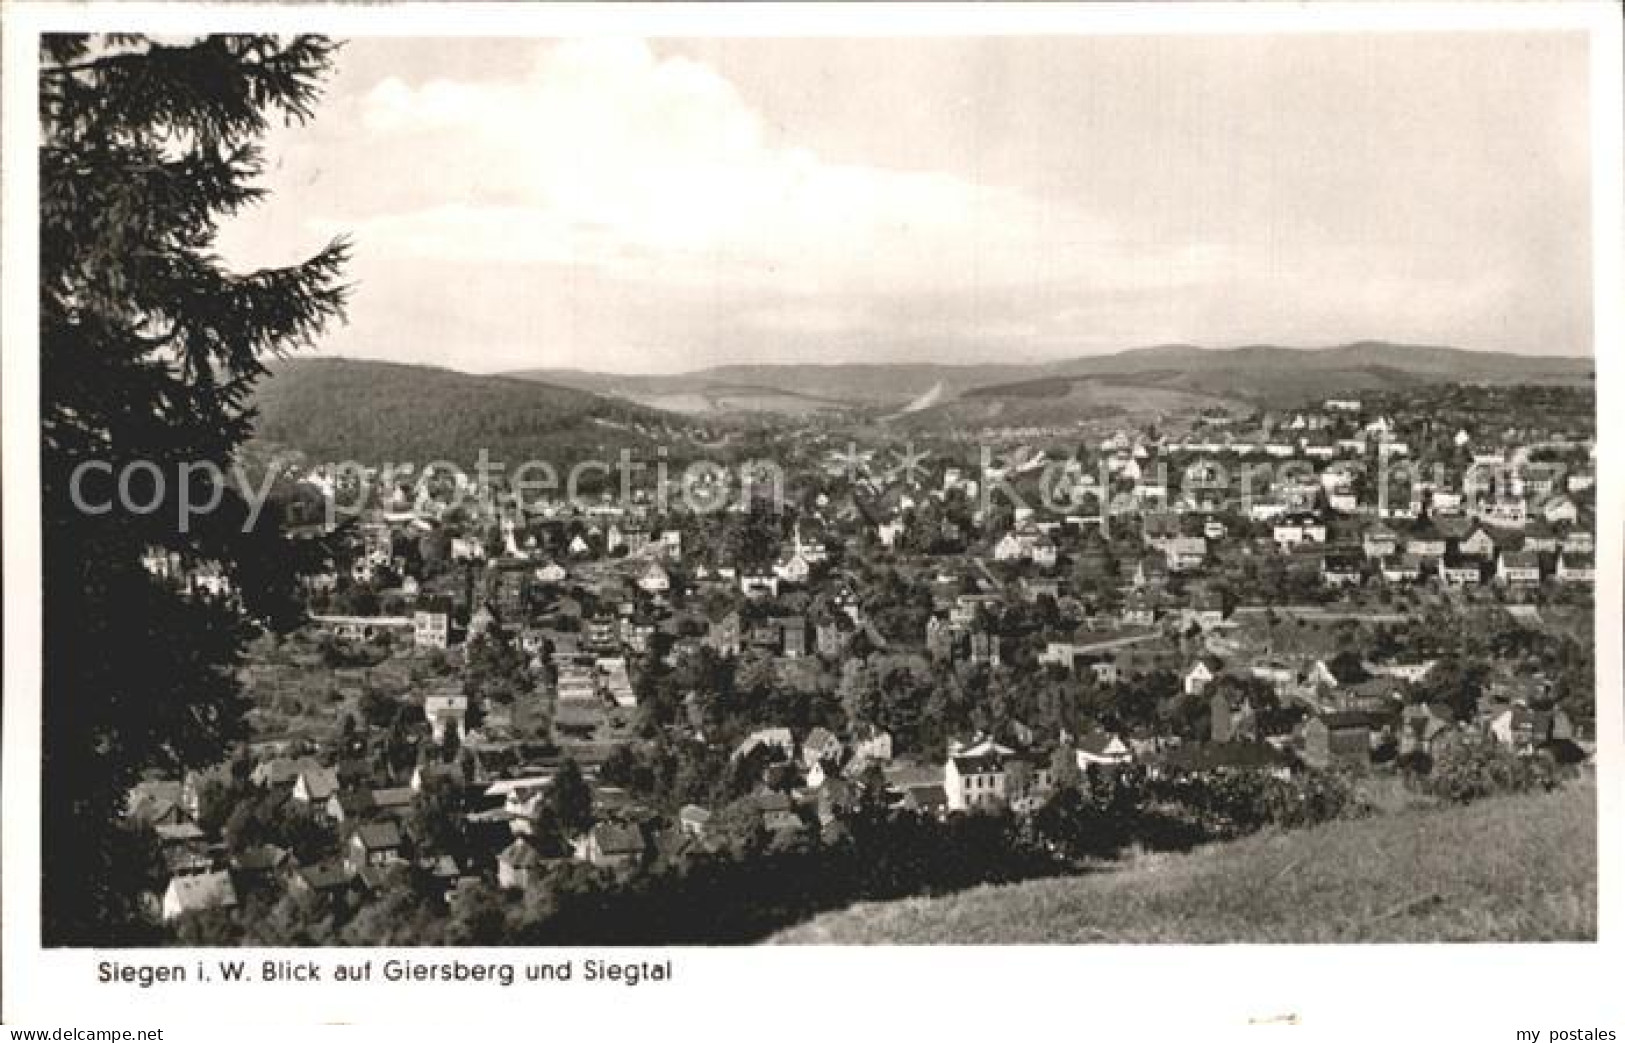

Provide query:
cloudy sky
left=216, top=34, right=1593, bottom=374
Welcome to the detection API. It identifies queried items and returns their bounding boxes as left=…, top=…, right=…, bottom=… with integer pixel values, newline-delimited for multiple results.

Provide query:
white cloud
left=336, top=39, right=1201, bottom=299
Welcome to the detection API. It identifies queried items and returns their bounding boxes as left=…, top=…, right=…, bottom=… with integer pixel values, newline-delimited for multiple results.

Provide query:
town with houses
left=127, top=380, right=1597, bottom=941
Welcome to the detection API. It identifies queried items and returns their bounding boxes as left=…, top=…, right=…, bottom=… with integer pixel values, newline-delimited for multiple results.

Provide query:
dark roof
left=1155, top=742, right=1295, bottom=772
left=904, top=783, right=948, bottom=808
left=1315, top=710, right=1380, bottom=730
left=330, top=790, right=375, bottom=815
left=370, top=786, right=415, bottom=809
left=232, top=844, right=288, bottom=873
left=352, top=821, right=403, bottom=851
left=591, top=822, right=646, bottom=856
left=951, top=754, right=1003, bottom=775
left=295, top=860, right=353, bottom=891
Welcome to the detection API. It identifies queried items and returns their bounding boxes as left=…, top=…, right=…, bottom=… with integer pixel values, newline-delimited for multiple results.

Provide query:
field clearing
left=772, top=781, right=1595, bottom=944
left=905, top=376, right=1246, bottom=430
left=626, top=385, right=855, bottom=416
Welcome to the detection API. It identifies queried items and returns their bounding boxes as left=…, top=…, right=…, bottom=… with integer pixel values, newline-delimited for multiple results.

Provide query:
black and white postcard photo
left=3, top=2, right=1621, bottom=1037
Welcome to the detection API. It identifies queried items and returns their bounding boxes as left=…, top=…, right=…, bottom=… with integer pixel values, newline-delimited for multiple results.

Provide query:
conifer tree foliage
left=38, top=34, right=349, bottom=943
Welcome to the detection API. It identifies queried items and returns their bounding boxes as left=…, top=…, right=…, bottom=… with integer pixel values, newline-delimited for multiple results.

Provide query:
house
left=1362, top=526, right=1397, bottom=559
left=1521, top=523, right=1561, bottom=553
left=283, top=859, right=354, bottom=900
left=814, top=619, right=848, bottom=657
left=1477, top=497, right=1528, bottom=529
left=291, top=765, right=340, bottom=808
left=1406, top=535, right=1448, bottom=560
left=1556, top=553, right=1595, bottom=584
left=1120, top=592, right=1157, bottom=627
left=1430, top=490, right=1465, bottom=515
left=412, top=603, right=451, bottom=649
left=153, top=822, right=212, bottom=874
left=752, top=790, right=804, bottom=837
left=775, top=527, right=823, bottom=583
left=1163, top=536, right=1208, bottom=572
left=1458, top=527, right=1499, bottom=558
left=1321, top=556, right=1362, bottom=588
left=969, top=630, right=1001, bottom=667
left=637, top=562, right=671, bottom=595
left=1440, top=558, right=1484, bottom=586
left=1562, top=530, right=1594, bottom=554
left=1131, top=553, right=1170, bottom=589
left=781, top=616, right=810, bottom=658
left=944, top=752, right=1006, bottom=811
left=1398, top=703, right=1454, bottom=756
left=900, top=783, right=949, bottom=817
left=801, top=727, right=843, bottom=770
left=126, top=780, right=188, bottom=827
left=1489, top=707, right=1574, bottom=754
left=1301, top=712, right=1373, bottom=770
left=1273, top=517, right=1327, bottom=550
left=1074, top=731, right=1132, bottom=767
left=1184, top=654, right=1225, bottom=697
left=230, top=843, right=290, bottom=890
left=1000, top=756, right=1055, bottom=811
left=250, top=756, right=320, bottom=790
left=411, top=760, right=467, bottom=794
left=161, top=870, right=238, bottom=922
left=345, top=821, right=405, bottom=873
left=369, top=786, right=416, bottom=819
left=496, top=837, right=551, bottom=889
left=574, top=821, right=647, bottom=871
left=324, top=790, right=375, bottom=825
left=1496, top=551, right=1542, bottom=585
left=1381, top=554, right=1424, bottom=583
left=424, top=693, right=469, bottom=743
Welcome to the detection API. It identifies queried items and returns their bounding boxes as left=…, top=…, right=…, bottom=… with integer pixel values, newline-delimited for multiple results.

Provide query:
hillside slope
left=773, top=782, right=1595, bottom=944
left=896, top=372, right=1246, bottom=429
left=508, top=362, right=1037, bottom=413
left=252, top=357, right=680, bottom=467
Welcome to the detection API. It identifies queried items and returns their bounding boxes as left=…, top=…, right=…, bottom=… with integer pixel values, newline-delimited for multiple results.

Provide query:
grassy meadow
left=772, top=779, right=1595, bottom=944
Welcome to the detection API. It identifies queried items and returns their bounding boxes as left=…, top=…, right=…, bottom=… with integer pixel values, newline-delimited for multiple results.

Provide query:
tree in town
left=462, top=626, right=535, bottom=706
left=548, top=758, right=596, bottom=837
left=39, top=34, right=349, bottom=943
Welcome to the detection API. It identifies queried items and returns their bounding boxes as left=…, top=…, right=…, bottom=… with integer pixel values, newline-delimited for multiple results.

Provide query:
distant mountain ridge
left=251, top=357, right=683, bottom=467
left=507, top=341, right=1590, bottom=416
left=508, top=361, right=1040, bottom=412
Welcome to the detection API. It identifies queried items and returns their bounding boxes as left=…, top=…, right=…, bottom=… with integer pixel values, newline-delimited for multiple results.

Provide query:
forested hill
left=250, top=357, right=683, bottom=468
